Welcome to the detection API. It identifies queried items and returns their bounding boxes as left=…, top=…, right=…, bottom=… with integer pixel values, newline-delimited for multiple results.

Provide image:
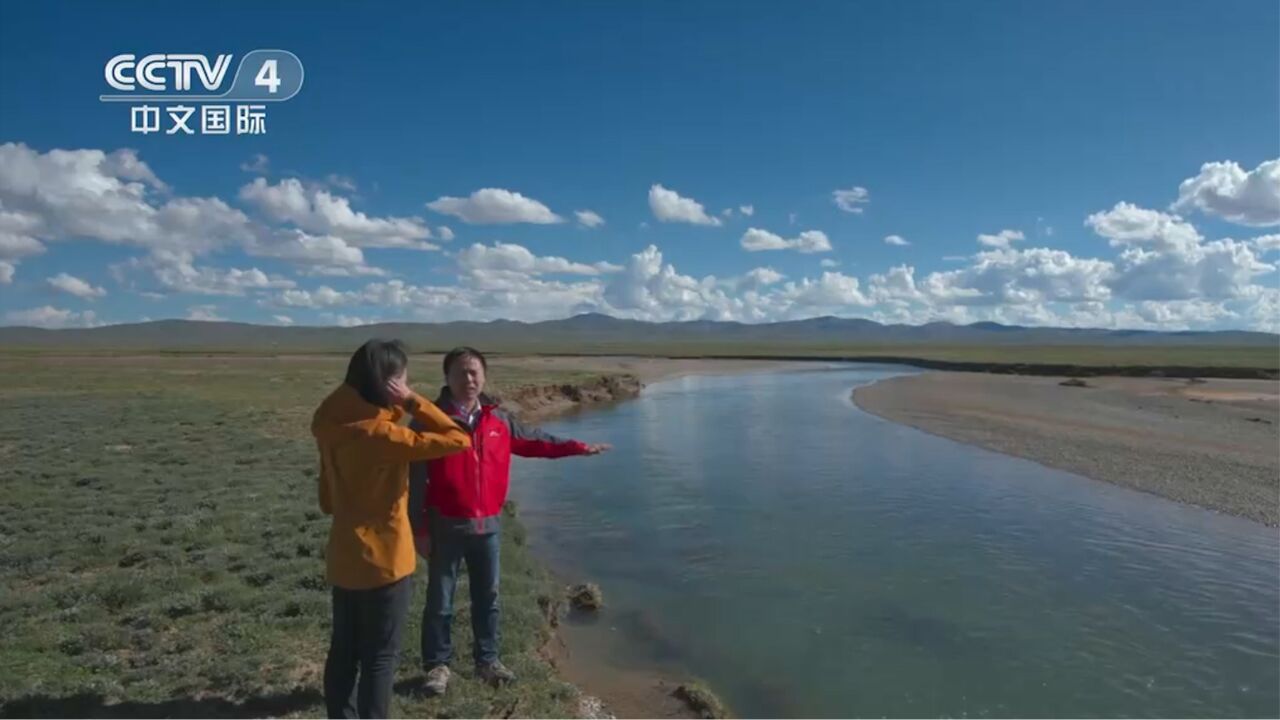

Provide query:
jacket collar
left=434, top=386, right=499, bottom=418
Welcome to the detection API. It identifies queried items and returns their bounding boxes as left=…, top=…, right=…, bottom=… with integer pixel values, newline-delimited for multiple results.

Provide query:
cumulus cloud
left=924, top=247, right=1115, bottom=305
left=113, top=250, right=296, bottom=297
left=456, top=242, right=621, bottom=276
left=740, top=228, right=832, bottom=254
left=1171, top=159, right=1280, bottom=227
left=648, top=184, right=722, bottom=226
left=739, top=205, right=754, bottom=217
left=437, top=226, right=455, bottom=241
left=832, top=187, right=870, bottom=214
left=4, top=305, right=99, bottom=328
left=272, top=314, right=294, bottom=326
left=884, top=235, right=910, bottom=247
left=1085, top=203, right=1200, bottom=251
left=575, top=210, right=605, bottom=228
left=977, top=229, right=1025, bottom=249
left=426, top=188, right=562, bottom=225
left=1086, top=203, right=1273, bottom=300
left=736, top=267, right=786, bottom=292
left=47, top=273, right=106, bottom=300
left=0, top=143, right=253, bottom=256
left=1252, top=234, right=1280, bottom=253
left=240, top=178, right=435, bottom=249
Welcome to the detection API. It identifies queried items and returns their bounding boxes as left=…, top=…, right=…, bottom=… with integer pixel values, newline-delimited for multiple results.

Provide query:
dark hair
left=443, top=346, right=487, bottom=376
left=345, top=339, right=409, bottom=408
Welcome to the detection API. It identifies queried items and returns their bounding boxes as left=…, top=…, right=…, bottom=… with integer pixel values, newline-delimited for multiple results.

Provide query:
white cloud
left=1085, top=202, right=1201, bottom=251
left=918, top=247, right=1115, bottom=306
left=438, top=226, right=455, bottom=241
left=240, top=154, right=270, bottom=173
left=114, top=250, right=296, bottom=297
left=1171, top=159, right=1280, bottom=227
left=884, top=234, right=910, bottom=247
left=326, top=174, right=357, bottom=192
left=780, top=272, right=872, bottom=309
left=0, top=143, right=252, bottom=256
left=648, top=184, right=722, bottom=226
left=1252, top=234, right=1280, bottom=253
left=47, top=273, right=106, bottom=300
left=322, top=313, right=374, bottom=327
left=0, top=203, right=47, bottom=280
left=721, top=208, right=734, bottom=218
left=1133, top=299, right=1235, bottom=327
left=246, top=229, right=383, bottom=276
left=186, top=305, right=226, bottom=322
left=456, top=242, right=621, bottom=276
left=4, top=305, right=99, bottom=328
left=977, top=229, right=1025, bottom=249
left=240, top=178, right=435, bottom=249
left=820, top=259, right=841, bottom=268
left=272, top=314, right=294, bottom=326
left=575, top=210, right=605, bottom=228
left=832, top=187, right=870, bottom=214
left=739, top=205, right=754, bottom=217
left=426, top=188, right=562, bottom=225
left=740, top=228, right=832, bottom=254
left=1108, top=237, right=1272, bottom=301
left=1086, top=203, right=1273, bottom=301
left=275, top=286, right=351, bottom=308
left=736, top=267, right=785, bottom=292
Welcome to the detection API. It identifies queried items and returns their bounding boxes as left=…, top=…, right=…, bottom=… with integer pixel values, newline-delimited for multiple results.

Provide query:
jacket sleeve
left=501, top=410, right=591, bottom=458
left=361, top=395, right=471, bottom=463
left=317, top=449, right=334, bottom=515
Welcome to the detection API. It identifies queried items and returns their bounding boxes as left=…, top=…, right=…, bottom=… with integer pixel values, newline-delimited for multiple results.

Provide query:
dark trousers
left=324, top=576, right=413, bottom=719
left=421, top=530, right=501, bottom=667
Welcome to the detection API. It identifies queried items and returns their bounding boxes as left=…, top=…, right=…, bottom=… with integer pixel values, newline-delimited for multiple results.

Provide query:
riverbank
left=852, top=372, right=1280, bottom=526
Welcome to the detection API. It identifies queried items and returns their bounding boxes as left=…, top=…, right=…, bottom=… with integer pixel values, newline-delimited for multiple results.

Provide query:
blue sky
left=1, top=0, right=1277, bottom=330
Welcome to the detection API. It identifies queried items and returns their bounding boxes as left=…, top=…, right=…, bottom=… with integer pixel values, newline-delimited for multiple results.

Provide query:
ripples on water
left=511, top=367, right=1280, bottom=718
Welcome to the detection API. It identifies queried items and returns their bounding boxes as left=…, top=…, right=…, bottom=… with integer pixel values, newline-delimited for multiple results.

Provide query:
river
left=509, top=366, right=1280, bottom=718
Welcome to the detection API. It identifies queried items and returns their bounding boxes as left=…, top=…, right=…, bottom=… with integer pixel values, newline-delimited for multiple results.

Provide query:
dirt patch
left=853, top=373, right=1280, bottom=525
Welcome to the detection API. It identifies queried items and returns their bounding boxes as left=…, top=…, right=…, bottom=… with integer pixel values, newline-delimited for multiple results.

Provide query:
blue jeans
left=422, top=528, right=501, bottom=667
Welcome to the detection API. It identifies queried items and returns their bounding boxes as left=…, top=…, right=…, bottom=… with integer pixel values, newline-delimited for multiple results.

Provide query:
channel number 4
left=255, top=60, right=281, bottom=94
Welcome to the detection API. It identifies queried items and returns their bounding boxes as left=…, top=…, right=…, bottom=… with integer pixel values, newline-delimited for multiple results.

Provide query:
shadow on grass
left=0, top=688, right=322, bottom=718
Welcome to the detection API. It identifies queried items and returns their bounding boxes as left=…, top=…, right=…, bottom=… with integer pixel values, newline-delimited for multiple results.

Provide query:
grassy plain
left=0, top=354, right=599, bottom=718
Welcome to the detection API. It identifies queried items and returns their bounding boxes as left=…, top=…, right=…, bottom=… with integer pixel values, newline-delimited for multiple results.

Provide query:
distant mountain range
left=1, top=313, right=1275, bottom=352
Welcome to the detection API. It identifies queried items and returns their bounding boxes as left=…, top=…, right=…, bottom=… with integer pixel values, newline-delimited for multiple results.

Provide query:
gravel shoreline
left=852, top=372, right=1280, bottom=526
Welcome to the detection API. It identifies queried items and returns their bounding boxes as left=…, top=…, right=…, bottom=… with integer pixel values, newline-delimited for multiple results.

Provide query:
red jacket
left=409, top=390, right=590, bottom=534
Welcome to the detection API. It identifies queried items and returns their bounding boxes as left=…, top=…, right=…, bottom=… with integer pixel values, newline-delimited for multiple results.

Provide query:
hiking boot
left=422, top=664, right=451, bottom=696
left=476, top=659, right=517, bottom=686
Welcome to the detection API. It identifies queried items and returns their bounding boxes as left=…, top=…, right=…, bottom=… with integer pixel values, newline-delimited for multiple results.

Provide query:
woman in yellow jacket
left=311, top=339, right=471, bottom=719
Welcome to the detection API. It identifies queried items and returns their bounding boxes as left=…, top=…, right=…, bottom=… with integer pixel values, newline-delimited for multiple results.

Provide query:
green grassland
left=0, top=355, right=596, bottom=718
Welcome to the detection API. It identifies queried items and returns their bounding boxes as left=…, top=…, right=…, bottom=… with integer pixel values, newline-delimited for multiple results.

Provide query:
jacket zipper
left=473, top=412, right=484, bottom=517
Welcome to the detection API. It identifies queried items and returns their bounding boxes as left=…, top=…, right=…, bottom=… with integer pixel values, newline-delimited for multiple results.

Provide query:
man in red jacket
left=408, top=347, right=609, bottom=695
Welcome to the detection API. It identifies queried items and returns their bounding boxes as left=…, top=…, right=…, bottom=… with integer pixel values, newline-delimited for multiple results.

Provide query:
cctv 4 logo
left=105, top=54, right=283, bottom=94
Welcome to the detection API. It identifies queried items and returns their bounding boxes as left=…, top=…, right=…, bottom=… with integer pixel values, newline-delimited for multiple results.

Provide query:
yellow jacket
left=311, top=384, right=471, bottom=589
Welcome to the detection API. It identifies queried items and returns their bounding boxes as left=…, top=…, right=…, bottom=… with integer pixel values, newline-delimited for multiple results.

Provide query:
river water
left=509, top=366, right=1279, bottom=718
